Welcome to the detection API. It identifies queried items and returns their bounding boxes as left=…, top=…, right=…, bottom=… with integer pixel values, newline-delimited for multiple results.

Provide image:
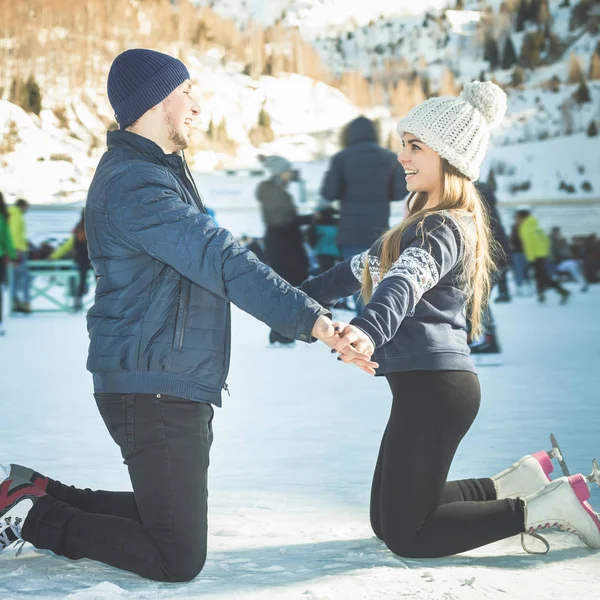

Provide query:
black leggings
left=370, top=370, right=524, bottom=558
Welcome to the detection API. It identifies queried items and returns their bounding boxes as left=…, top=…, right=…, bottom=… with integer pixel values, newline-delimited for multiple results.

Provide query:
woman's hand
left=332, top=323, right=375, bottom=356
left=332, top=322, right=378, bottom=376
left=313, top=316, right=378, bottom=375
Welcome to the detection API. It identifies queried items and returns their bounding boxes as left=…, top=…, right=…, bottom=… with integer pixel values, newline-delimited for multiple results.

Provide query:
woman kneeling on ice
left=301, top=80, right=600, bottom=557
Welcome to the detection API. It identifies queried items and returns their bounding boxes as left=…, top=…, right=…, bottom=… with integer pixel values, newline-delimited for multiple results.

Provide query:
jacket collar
left=106, top=129, right=183, bottom=169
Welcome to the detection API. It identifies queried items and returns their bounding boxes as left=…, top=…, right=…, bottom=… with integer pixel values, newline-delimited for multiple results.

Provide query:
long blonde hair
left=361, top=160, right=497, bottom=338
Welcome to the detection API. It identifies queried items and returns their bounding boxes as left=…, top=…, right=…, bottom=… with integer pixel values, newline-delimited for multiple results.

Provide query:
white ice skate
left=522, top=471, right=600, bottom=554
left=492, top=451, right=554, bottom=499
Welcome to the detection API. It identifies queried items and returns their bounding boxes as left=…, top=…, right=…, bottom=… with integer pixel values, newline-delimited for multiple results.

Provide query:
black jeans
left=22, top=393, right=214, bottom=582
left=370, top=371, right=524, bottom=558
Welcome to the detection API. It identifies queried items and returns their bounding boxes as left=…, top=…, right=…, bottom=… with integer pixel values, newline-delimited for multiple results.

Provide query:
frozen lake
left=0, top=281, right=599, bottom=599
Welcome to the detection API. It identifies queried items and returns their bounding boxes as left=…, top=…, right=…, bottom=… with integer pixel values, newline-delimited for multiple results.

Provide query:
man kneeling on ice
left=0, top=49, right=375, bottom=582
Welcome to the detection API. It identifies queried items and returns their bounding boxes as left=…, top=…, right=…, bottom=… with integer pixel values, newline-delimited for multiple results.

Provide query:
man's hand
left=311, top=315, right=337, bottom=346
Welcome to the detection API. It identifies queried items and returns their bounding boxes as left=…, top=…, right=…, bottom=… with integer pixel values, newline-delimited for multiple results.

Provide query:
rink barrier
left=7, top=259, right=95, bottom=314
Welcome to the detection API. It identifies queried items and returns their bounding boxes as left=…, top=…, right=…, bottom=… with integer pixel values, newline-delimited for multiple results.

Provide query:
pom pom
left=461, top=81, right=507, bottom=128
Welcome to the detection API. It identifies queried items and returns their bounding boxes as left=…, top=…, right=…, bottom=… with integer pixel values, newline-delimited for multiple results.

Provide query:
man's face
left=162, top=80, right=199, bottom=152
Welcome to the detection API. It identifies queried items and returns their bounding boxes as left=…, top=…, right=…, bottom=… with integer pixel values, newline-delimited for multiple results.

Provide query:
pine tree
left=487, top=168, right=497, bottom=190
left=207, top=117, right=214, bottom=139
left=573, top=79, right=591, bottom=104
left=217, top=118, right=228, bottom=143
left=516, top=0, right=527, bottom=32
left=548, top=34, right=563, bottom=61
left=548, top=74, right=561, bottom=92
left=258, top=103, right=271, bottom=129
left=590, top=46, right=600, bottom=80
left=25, top=75, right=42, bottom=115
left=520, top=32, right=544, bottom=69
left=568, top=53, right=584, bottom=84
left=587, top=120, right=598, bottom=137
left=9, top=77, right=26, bottom=109
left=537, top=0, right=550, bottom=33
left=502, top=36, right=517, bottom=70
left=512, top=66, right=525, bottom=86
left=484, top=36, right=500, bottom=70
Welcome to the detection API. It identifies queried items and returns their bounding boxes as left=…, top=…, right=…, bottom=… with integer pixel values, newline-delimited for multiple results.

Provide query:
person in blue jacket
left=0, top=49, right=375, bottom=581
left=304, top=82, right=600, bottom=559
left=320, top=116, right=407, bottom=313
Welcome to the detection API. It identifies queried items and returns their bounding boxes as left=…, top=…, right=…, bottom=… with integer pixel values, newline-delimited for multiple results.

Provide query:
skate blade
left=587, top=459, right=600, bottom=488
left=548, top=433, right=571, bottom=477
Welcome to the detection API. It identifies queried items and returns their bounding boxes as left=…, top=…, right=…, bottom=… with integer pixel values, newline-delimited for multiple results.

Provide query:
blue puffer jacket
left=321, top=117, right=407, bottom=248
left=86, top=130, right=328, bottom=406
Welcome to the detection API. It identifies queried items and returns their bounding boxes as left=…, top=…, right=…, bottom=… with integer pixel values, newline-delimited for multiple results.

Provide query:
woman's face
left=398, top=133, right=442, bottom=198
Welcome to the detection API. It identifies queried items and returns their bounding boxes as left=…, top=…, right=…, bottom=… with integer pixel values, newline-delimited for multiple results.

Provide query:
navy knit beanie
left=107, top=49, right=190, bottom=129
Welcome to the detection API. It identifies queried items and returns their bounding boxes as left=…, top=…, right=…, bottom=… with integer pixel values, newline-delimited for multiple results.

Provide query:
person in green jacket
left=8, top=198, right=32, bottom=313
left=0, top=192, right=17, bottom=334
left=516, top=209, right=569, bottom=304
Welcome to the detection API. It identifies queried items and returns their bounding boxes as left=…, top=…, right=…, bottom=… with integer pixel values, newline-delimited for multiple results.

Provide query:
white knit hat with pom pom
left=396, top=80, right=507, bottom=181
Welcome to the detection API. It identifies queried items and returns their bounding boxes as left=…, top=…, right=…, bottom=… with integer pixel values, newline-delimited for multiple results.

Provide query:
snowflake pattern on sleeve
left=382, top=247, right=439, bottom=315
left=350, top=252, right=367, bottom=281
left=351, top=252, right=381, bottom=285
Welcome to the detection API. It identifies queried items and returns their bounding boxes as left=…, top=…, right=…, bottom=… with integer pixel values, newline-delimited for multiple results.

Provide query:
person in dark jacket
left=477, top=183, right=511, bottom=303
left=256, top=155, right=311, bottom=345
left=320, top=116, right=407, bottom=312
left=303, top=81, right=600, bottom=560
left=467, top=183, right=511, bottom=364
left=0, top=49, right=376, bottom=582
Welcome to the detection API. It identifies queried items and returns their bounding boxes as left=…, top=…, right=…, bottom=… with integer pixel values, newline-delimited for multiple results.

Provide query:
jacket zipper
left=177, top=279, right=190, bottom=351
left=181, top=152, right=207, bottom=214
left=221, top=304, right=232, bottom=395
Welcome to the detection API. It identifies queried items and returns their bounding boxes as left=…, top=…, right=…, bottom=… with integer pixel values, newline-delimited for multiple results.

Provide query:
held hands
left=311, top=316, right=378, bottom=375
left=331, top=323, right=377, bottom=375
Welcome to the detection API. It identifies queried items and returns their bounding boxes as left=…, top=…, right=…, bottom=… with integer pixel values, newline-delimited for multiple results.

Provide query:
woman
left=256, top=155, right=310, bottom=345
left=0, top=192, right=17, bottom=335
left=301, top=81, right=599, bottom=557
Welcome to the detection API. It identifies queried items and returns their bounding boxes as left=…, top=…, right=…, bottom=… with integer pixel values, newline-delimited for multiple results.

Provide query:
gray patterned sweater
left=300, top=212, right=476, bottom=374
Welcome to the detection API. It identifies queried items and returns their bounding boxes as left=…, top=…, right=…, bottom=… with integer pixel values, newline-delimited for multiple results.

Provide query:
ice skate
left=492, top=451, right=554, bottom=499
left=469, top=332, right=503, bottom=367
left=0, top=476, right=46, bottom=551
left=522, top=474, right=600, bottom=554
left=0, top=463, right=49, bottom=491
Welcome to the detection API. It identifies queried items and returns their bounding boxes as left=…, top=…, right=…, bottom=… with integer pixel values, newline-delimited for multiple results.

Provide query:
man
left=320, top=116, right=407, bottom=313
left=0, top=49, right=375, bottom=582
left=8, top=198, right=31, bottom=313
left=516, top=209, right=570, bottom=304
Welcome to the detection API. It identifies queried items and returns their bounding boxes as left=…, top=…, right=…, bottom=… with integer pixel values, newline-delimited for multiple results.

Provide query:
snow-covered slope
left=193, top=0, right=450, bottom=34
left=0, top=49, right=361, bottom=204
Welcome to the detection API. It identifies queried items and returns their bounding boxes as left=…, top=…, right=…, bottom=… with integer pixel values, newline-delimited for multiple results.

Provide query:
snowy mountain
left=0, top=0, right=599, bottom=209
left=192, top=0, right=450, bottom=34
